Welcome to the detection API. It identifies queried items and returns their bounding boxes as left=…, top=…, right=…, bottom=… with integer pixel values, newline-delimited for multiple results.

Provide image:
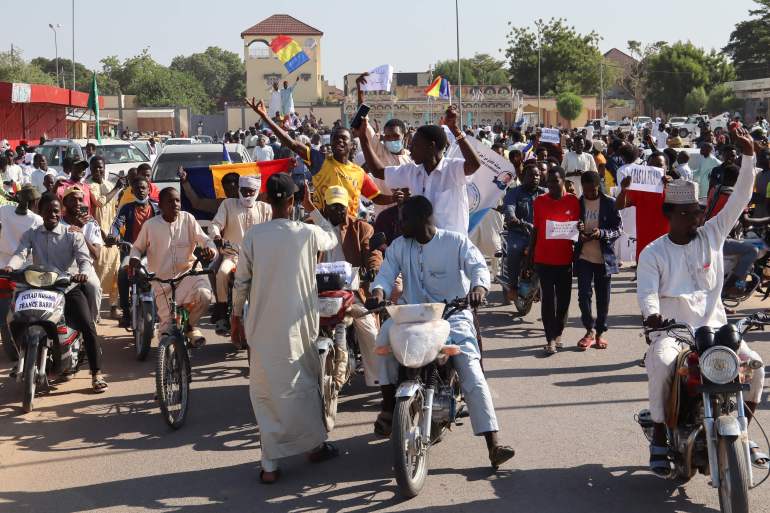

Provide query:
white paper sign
left=360, top=64, right=394, bottom=92
left=616, top=164, right=665, bottom=194
left=11, top=83, right=31, bottom=103
left=540, top=128, right=560, bottom=145
left=15, top=289, right=61, bottom=312
left=545, top=220, right=579, bottom=241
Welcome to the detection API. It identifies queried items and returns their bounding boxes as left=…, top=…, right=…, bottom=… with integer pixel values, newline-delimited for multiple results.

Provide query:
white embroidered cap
left=664, top=179, right=699, bottom=205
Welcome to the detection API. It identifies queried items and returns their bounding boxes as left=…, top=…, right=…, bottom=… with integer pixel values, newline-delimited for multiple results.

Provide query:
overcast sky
left=5, top=0, right=760, bottom=87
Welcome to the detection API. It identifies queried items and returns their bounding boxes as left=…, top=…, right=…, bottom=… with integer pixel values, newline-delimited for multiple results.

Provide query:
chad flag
left=270, top=35, right=310, bottom=73
left=181, top=159, right=293, bottom=220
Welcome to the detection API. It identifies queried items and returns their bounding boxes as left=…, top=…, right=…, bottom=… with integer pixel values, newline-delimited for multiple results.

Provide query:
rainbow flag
left=425, top=76, right=451, bottom=99
left=270, top=35, right=310, bottom=73
left=181, top=159, right=293, bottom=220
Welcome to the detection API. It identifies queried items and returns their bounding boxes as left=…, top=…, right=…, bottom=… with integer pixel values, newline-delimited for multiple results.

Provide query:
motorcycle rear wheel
left=135, top=302, right=154, bottom=361
left=22, top=334, right=39, bottom=413
left=393, top=393, right=429, bottom=498
left=156, top=336, right=190, bottom=429
left=319, top=345, right=339, bottom=432
left=717, top=436, right=750, bottom=513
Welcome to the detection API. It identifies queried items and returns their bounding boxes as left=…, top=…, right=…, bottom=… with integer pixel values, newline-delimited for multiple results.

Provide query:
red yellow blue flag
left=270, top=35, right=310, bottom=73
left=425, top=76, right=451, bottom=99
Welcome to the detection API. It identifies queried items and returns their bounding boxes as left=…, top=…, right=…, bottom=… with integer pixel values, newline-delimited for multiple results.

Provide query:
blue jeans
left=505, top=233, right=529, bottom=289
left=723, top=239, right=759, bottom=281
left=575, top=259, right=611, bottom=334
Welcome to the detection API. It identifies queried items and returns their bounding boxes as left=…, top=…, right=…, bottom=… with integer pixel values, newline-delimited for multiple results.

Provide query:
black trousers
left=575, top=259, right=611, bottom=334
left=535, top=264, right=572, bottom=343
left=65, top=285, right=101, bottom=373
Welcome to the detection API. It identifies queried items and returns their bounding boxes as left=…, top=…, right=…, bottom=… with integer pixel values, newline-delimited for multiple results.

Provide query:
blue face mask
left=384, top=139, right=403, bottom=154
left=134, top=196, right=149, bottom=205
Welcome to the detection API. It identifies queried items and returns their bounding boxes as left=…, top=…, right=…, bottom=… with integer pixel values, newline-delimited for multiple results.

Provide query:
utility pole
left=599, top=59, right=604, bottom=119
left=536, top=20, right=542, bottom=127
left=71, top=0, right=75, bottom=91
left=49, top=24, right=61, bottom=87
left=455, top=0, right=462, bottom=122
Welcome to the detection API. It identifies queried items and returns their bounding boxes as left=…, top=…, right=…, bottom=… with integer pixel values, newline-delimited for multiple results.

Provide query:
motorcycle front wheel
left=156, top=336, right=190, bottom=429
left=135, top=302, right=154, bottom=361
left=319, top=345, right=339, bottom=432
left=717, top=436, right=750, bottom=513
left=393, top=393, right=429, bottom=498
left=22, top=333, right=40, bottom=413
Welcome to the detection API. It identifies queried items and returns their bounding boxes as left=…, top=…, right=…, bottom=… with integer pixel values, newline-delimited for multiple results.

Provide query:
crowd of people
left=1, top=71, right=770, bottom=483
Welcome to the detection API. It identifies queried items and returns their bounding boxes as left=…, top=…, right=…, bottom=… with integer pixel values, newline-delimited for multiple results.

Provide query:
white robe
left=233, top=217, right=336, bottom=461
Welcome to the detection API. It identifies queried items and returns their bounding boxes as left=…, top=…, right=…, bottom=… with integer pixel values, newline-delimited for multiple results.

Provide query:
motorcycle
left=495, top=227, right=540, bottom=316
left=117, top=241, right=156, bottom=360
left=0, top=265, right=84, bottom=412
left=638, top=313, right=770, bottom=513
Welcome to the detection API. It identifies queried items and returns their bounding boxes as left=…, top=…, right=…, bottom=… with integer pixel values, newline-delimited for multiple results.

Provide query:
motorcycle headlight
left=24, top=270, right=59, bottom=288
left=700, top=346, right=740, bottom=384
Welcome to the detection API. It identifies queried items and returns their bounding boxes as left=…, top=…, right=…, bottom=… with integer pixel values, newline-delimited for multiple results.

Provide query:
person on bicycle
left=501, top=162, right=545, bottom=303
left=129, top=188, right=216, bottom=347
left=5, top=193, right=107, bottom=392
left=109, top=177, right=159, bottom=328
left=209, top=175, right=272, bottom=335
left=638, top=127, right=767, bottom=477
left=367, top=195, right=515, bottom=469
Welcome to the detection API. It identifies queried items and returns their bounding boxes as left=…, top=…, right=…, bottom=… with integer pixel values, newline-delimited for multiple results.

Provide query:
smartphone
left=350, top=104, right=371, bottom=130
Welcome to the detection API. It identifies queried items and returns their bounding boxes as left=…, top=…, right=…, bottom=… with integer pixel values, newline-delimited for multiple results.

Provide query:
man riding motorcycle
left=638, top=127, right=768, bottom=476
left=366, top=195, right=515, bottom=469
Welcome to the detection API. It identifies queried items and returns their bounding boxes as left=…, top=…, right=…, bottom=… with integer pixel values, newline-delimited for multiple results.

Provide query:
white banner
left=616, top=164, right=665, bottom=194
left=11, top=83, right=31, bottom=103
left=15, top=289, right=61, bottom=312
left=360, top=65, right=394, bottom=92
left=545, top=220, right=579, bottom=241
left=540, top=127, right=560, bottom=145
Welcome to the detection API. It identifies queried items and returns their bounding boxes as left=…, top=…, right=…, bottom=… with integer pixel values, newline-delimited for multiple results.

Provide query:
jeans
left=575, top=259, right=611, bottom=334
left=65, top=285, right=101, bottom=373
left=505, top=233, right=529, bottom=289
left=535, top=264, right=572, bottom=342
left=723, top=239, right=759, bottom=281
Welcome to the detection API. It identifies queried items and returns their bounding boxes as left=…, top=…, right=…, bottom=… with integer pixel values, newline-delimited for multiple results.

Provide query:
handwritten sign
left=15, top=290, right=61, bottom=312
left=546, top=220, right=579, bottom=241
left=616, top=164, right=665, bottom=194
left=540, top=128, right=560, bottom=145
left=360, top=65, right=394, bottom=92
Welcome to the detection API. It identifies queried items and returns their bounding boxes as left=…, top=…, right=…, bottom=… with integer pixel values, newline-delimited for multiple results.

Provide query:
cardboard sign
left=15, top=289, right=61, bottom=312
left=540, top=128, right=560, bottom=145
left=360, top=65, right=394, bottom=92
left=545, top=220, right=579, bottom=241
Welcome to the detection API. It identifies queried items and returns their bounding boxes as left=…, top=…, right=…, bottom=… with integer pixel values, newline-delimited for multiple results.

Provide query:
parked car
left=678, top=115, right=709, bottom=138
left=618, top=119, right=633, bottom=133
left=35, top=139, right=85, bottom=174
left=72, top=139, right=150, bottom=182
left=633, top=116, right=653, bottom=130
left=151, top=143, right=252, bottom=193
left=131, top=140, right=156, bottom=163
left=668, top=116, right=687, bottom=128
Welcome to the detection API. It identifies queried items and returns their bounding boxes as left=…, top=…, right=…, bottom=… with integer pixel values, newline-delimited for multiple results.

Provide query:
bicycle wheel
left=156, top=335, right=190, bottom=429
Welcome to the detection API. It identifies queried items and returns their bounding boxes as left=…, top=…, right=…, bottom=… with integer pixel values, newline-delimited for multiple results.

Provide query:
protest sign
left=360, top=65, right=394, bottom=92
left=616, top=164, right=665, bottom=193
left=540, top=128, right=560, bottom=145
left=545, top=220, right=579, bottom=241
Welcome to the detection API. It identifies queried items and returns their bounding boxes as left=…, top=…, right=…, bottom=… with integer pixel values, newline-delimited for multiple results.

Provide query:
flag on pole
left=222, top=142, right=232, bottom=164
left=425, top=76, right=451, bottom=99
left=270, top=35, right=310, bottom=73
left=87, top=71, right=101, bottom=144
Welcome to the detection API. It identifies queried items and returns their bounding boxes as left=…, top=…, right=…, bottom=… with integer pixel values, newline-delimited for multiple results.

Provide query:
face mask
left=384, top=139, right=404, bottom=154
left=135, top=196, right=149, bottom=205
left=239, top=194, right=256, bottom=208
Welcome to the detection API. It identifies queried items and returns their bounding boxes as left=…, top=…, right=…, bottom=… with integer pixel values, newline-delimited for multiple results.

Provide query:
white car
left=74, top=139, right=150, bottom=181
left=151, top=143, right=253, bottom=193
left=633, top=116, right=653, bottom=130
left=164, top=138, right=198, bottom=146
left=669, top=117, right=687, bottom=128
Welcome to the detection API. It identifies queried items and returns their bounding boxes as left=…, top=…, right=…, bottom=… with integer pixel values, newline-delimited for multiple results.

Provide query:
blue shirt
left=502, top=185, right=546, bottom=237
left=372, top=229, right=490, bottom=355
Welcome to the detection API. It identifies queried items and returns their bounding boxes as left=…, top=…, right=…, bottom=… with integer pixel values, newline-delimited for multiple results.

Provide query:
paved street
left=1, top=268, right=770, bottom=513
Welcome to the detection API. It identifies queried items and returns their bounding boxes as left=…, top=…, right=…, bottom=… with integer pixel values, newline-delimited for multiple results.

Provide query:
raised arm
left=245, top=97, right=308, bottom=158
left=355, top=73, right=368, bottom=107
left=443, top=106, right=481, bottom=175
left=178, top=167, right=218, bottom=214
left=359, top=116, right=387, bottom=179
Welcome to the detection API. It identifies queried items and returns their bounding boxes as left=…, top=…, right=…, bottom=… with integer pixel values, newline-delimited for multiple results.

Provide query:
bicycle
left=137, top=256, right=212, bottom=429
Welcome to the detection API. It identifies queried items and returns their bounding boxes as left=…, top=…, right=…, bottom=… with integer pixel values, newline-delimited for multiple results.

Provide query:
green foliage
left=504, top=18, right=614, bottom=95
left=0, top=49, right=54, bottom=86
left=644, top=42, right=736, bottom=115
left=706, top=84, right=743, bottom=114
left=556, top=91, right=583, bottom=121
left=433, top=53, right=508, bottom=86
left=724, top=0, right=770, bottom=80
left=683, top=87, right=707, bottom=114
left=170, top=47, right=245, bottom=109
left=30, top=57, right=92, bottom=90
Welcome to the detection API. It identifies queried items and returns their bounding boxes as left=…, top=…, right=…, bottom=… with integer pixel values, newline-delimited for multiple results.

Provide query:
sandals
left=544, top=342, right=557, bottom=355
left=595, top=336, right=608, bottom=350
left=554, top=336, right=563, bottom=349
left=489, top=445, right=516, bottom=469
left=749, top=441, right=770, bottom=470
left=307, top=442, right=339, bottom=464
left=259, top=469, right=281, bottom=484
left=92, top=375, right=108, bottom=393
left=649, top=444, right=673, bottom=478
left=577, top=335, right=595, bottom=351
left=373, top=411, right=393, bottom=437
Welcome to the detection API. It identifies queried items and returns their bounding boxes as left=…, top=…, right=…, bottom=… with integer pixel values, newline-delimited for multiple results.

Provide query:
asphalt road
left=2, top=268, right=770, bottom=513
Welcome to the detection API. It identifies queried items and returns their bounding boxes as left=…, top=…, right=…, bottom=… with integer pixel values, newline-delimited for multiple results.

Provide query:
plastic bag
left=386, top=303, right=444, bottom=324
left=389, top=319, right=451, bottom=368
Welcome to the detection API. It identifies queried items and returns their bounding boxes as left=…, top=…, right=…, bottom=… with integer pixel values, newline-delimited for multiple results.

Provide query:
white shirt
left=245, top=134, right=259, bottom=148
left=3, top=164, right=24, bottom=188
left=268, top=90, right=283, bottom=119
left=675, top=163, right=693, bottom=181
left=561, top=151, right=597, bottom=197
left=252, top=145, right=274, bottom=162
left=637, top=155, right=755, bottom=331
left=0, top=205, right=42, bottom=267
left=60, top=218, right=104, bottom=247
left=384, top=157, right=469, bottom=235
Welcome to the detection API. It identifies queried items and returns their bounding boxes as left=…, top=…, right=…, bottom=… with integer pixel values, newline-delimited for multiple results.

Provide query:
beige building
left=241, top=14, right=326, bottom=106
left=102, top=95, right=191, bottom=135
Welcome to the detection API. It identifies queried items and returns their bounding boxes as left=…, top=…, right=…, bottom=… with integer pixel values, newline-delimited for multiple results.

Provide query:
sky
left=4, top=0, right=761, bottom=88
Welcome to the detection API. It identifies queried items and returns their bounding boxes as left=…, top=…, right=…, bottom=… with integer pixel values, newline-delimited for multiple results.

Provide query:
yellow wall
left=243, top=35, right=323, bottom=104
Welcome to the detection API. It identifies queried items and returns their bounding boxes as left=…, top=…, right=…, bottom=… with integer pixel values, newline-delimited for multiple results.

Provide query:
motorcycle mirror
left=54, top=275, right=71, bottom=287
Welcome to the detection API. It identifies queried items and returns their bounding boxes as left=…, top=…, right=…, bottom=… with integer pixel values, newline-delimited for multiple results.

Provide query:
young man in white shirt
left=561, top=135, right=597, bottom=197
left=252, top=136, right=274, bottom=162
left=359, top=105, right=482, bottom=236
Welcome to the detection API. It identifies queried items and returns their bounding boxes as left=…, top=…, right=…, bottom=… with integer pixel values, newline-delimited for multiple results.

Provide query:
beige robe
left=233, top=217, right=336, bottom=461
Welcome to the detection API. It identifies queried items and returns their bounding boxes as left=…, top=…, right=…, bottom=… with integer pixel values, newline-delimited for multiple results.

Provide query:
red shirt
left=56, top=180, right=96, bottom=215
left=533, top=193, right=580, bottom=266
left=626, top=189, right=669, bottom=260
left=131, top=203, right=154, bottom=243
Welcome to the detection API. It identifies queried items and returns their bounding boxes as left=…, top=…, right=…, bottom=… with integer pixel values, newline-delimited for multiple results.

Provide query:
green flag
left=87, top=71, right=101, bottom=144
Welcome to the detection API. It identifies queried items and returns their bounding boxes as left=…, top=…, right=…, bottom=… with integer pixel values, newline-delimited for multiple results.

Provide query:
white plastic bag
left=386, top=303, right=444, bottom=324
left=389, top=319, right=451, bottom=368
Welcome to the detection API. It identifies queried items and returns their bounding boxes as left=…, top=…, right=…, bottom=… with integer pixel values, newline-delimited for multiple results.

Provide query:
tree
left=684, top=87, right=707, bottom=114
left=0, top=49, right=54, bottom=86
left=30, top=57, right=95, bottom=91
left=619, top=40, right=667, bottom=114
left=706, top=84, right=743, bottom=114
left=556, top=91, right=583, bottom=122
left=433, top=53, right=508, bottom=86
left=170, top=47, right=245, bottom=109
left=724, top=0, right=770, bottom=80
left=644, top=42, right=736, bottom=115
left=504, top=18, right=614, bottom=95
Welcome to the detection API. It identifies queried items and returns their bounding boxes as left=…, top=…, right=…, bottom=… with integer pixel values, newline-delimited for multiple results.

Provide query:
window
left=96, top=145, right=149, bottom=164
left=248, top=41, right=271, bottom=59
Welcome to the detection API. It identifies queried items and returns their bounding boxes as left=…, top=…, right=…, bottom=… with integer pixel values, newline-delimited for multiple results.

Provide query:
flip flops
left=750, top=441, right=770, bottom=470
left=577, top=335, right=595, bottom=351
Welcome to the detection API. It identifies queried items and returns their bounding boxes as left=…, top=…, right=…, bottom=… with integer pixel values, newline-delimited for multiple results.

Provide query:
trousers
left=536, top=264, right=572, bottom=342
left=646, top=334, right=765, bottom=424
left=64, top=285, right=101, bottom=373
left=216, top=254, right=238, bottom=304
left=505, top=233, right=528, bottom=290
left=95, top=245, right=120, bottom=305
left=153, top=274, right=214, bottom=334
left=349, top=302, right=380, bottom=387
left=723, top=239, right=759, bottom=280
left=575, top=259, right=611, bottom=334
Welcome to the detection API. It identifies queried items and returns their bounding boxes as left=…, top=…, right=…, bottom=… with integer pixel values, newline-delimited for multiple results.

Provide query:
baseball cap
left=324, top=185, right=349, bottom=207
left=266, top=173, right=298, bottom=201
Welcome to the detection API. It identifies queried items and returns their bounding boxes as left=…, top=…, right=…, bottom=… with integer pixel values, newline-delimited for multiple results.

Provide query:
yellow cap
left=324, top=185, right=349, bottom=207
